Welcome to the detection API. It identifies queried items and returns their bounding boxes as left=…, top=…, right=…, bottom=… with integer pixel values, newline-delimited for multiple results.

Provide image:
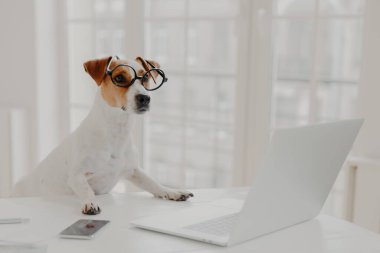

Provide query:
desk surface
left=1, top=188, right=380, bottom=253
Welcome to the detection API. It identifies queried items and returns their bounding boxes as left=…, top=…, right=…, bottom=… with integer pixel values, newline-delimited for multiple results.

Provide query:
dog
left=12, top=55, right=193, bottom=215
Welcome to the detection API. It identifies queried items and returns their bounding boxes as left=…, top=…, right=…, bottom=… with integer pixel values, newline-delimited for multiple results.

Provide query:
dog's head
left=83, top=56, right=164, bottom=114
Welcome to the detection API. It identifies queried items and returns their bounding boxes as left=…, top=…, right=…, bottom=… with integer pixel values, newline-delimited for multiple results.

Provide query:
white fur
left=12, top=80, right=193, bottom=213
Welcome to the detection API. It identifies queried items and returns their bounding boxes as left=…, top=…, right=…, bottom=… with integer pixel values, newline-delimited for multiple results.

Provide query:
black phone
left=59, top=219, right=110, bottom=239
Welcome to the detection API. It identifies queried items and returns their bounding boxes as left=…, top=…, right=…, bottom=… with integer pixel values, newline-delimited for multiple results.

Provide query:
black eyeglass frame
left=105, top=55, right=168, bottom=91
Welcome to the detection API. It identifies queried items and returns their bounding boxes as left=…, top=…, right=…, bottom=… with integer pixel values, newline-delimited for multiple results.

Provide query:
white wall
left=0, top=0, right=38, bottom=184
left=35, top=0, right=68, bottom=161
left=354, top=0, right=380, bottom=158
left=0, top=0, right=37, bottom=110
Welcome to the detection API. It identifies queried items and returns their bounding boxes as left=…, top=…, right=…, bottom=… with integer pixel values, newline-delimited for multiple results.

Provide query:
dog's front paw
left=82, top=202, right=101, bottom=215
left=155, top=188, right=194, bottom=201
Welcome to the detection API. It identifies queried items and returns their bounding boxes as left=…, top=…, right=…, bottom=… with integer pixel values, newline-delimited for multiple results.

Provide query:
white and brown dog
left=12, top=55, right=193, bottom=215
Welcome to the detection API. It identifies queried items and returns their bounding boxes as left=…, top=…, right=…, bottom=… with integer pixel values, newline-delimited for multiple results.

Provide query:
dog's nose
left=136, top=94, right=150, bottom=106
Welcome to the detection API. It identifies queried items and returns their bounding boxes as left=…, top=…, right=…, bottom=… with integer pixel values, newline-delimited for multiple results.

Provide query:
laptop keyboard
left=184, top=213, right=238, bottom=237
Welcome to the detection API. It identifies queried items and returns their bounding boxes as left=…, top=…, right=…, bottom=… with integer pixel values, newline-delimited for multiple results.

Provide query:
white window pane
left=186, top=76, right=216, bottom=109
left=188, top=21, right=237, bottom=74
left=318, top=19, right=364, bottom=82
left=143, top=0, right=239, bottom=188
left=217, top=78, right=235, bottom=114
left=271, top=4, right=365, bottom=130
left=216, top=151, right=234, bottom=170
left=145, top=0, right=186, bottom=18
left=149, top=75, right=184, bottom=119
left=317, top=83, right=358, bottom=121
left=148, top=142, right=182, bottom=173
left=186, top=167, right=214, bottom=188
left=272, top=82, right=310, bottom=128
left=185, top=147, right=215, bottom=187
left=150, top=75, right=184, bottom=107
left=319, top=0, right=365, bottom=15
left=274, top=0, right=316, bottom=16
left=67, top=0, right=93, bottom=19
left=150, top=161, right=183, bottom=188
left=94, top=0, right=126, bottom=18
left=215, top=151, right=234, bottom=186
left=148, top=117, right=183, bottom=146
left=185, top=76, right=219, bottom=123
left=274, top=20, right=314, bottom=80
left=185, top=122, right=215, bottom=149
left=187, top=107, right=217, bottom=123
left=149, top=104, right=182, bottom=119
left=215, top=126, right=234, bottom=150
left=145, top=21, right=186, bottom=71
left=188, top=0, right=239, bottom=17
left=185, top=147, right=214, bottom=169
left=146, top=119, right=184, bottom=188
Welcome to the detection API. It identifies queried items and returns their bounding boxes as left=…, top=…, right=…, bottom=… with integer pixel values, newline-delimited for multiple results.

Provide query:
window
left=65, top=0, right=240, bottom=188
left=271, top=0, right=366, bottom=218
left=271, top=0, right=365, bottom=127
left=66, top=0, right=128, bottom=131
left=143, top=0, right=239, bottom=188
left=65, top=0, right=365, bottom=196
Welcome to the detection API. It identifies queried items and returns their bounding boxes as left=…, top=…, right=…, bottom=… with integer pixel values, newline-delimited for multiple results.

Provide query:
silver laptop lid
left=229, top=119, right=364, bottom=246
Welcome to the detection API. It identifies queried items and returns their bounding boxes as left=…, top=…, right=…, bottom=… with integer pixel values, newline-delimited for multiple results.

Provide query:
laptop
left=130, top=119, right=364, bottom=246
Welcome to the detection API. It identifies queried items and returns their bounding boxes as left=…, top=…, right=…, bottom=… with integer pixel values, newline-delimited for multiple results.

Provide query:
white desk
left=1, top=188, right=380, bottom=253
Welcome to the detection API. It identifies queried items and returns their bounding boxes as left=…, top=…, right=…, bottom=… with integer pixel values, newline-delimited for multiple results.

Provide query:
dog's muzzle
left=135, top=94, right=150, bottom=113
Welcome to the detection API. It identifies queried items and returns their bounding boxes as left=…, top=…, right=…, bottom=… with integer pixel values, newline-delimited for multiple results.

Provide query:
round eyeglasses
left=106, top=57, right=168, bottom=91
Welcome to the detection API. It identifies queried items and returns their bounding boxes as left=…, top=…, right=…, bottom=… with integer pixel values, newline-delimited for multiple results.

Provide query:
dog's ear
left=146, top=59, right=160, bottom=69
left=135, top=56, right=161, bottom=71
left=83, top=56, right=112, bottom=86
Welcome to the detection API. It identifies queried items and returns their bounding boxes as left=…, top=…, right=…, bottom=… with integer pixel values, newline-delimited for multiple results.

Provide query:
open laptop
left=130, top=119, right=364, bottom=246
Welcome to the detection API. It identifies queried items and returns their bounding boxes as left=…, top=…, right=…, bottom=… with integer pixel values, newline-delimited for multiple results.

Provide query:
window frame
left=233, top=0, right=274, bottom=185
left=59, top=0, right=275, bottom=187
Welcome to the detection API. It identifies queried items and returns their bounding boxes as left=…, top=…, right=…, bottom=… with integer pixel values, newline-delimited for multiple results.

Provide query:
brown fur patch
left=135, top=56, right=151, bottom=72
left=85, top=172, right=94, bottom=177
left=99, top=59, right=135, bottom=107
left=137, top=69, right=145, bottom=76
left=83, top=56, right=112, bottom=86
left=146, top=59, right=161, bottom=68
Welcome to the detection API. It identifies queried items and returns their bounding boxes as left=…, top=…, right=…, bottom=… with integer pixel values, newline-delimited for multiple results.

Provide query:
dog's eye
left=114, top=75, right=125, bottom=83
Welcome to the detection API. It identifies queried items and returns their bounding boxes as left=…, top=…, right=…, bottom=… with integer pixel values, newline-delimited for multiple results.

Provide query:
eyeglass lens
left=111, top=65, right=135, bottom=87
left=142, top=69, right=164, bottom=90
left=111, top=65, right=165, bottom=90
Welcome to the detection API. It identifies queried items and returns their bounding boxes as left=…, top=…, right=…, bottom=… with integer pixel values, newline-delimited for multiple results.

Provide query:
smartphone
left=59, top=219, right=110, bottom=239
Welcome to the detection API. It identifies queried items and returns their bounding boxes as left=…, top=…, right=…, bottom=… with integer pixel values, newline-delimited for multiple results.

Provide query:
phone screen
left=59, top=219, right=110, bottom=239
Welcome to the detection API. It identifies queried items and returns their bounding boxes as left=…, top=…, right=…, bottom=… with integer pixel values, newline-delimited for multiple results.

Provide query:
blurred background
left=1, top=0, right=380, bottom=233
